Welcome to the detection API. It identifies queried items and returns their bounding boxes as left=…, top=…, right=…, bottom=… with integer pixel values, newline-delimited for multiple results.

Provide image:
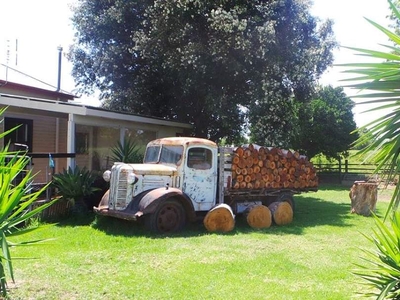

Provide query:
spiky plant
left=0, top=107, right=56, bottom=297
left=339, top=0, right=400, bottom=219
left=110, top=139, right=143, bottom=163
left=354, top=212, right=400, bottom=299
left=339, top=0, right=400, bottom=298
left=52, top=166, right=100, bottom=213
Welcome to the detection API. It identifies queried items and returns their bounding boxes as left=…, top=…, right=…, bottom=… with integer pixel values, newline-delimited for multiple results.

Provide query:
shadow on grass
left=53, top=183, right=366, bottom=239
left=82, top=195, right=356, bottom=238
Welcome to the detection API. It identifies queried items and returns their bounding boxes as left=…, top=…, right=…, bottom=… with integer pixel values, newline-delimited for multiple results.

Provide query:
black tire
left=145, top=199, right=186, bottom=234
left=276, top=192, right=295, bottom=211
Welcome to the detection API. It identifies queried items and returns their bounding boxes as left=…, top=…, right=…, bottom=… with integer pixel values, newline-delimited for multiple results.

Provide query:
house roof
left=0, top=80, right=75, bottom=102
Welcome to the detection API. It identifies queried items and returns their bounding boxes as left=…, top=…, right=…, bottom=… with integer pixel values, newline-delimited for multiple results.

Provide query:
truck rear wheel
left=145, top=199, right=186, bottom=234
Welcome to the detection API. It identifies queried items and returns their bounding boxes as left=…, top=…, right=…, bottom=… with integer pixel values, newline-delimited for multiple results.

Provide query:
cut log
left=245, top=204, right=272, bottom=229
left=268, top=201, right=293, bottom=225
left=203, top=203, right=235, bottom=232
left=349, top=181, right=378, bottom=216
left=235, top=146, right=244, bottom=157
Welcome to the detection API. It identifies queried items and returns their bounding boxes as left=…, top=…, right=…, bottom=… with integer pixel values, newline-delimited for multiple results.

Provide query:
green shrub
left=52, top=166, right=100, bottom=213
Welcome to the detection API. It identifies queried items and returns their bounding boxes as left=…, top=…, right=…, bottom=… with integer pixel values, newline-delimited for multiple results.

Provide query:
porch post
left=120, top=127, right=126, bottom=144
left=67, top=113, right=76, bottom=170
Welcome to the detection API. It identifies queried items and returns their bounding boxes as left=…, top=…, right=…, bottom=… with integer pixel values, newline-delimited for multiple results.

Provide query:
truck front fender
left=139, top=187, right=196, bottom=222
left=96, top=189, right=110, bottom=209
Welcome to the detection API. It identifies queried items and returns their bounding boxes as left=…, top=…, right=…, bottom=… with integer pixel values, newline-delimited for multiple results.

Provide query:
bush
left=52, top=166, right=100, bottom=213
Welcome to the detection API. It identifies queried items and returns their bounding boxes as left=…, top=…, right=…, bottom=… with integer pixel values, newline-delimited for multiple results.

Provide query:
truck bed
left=218, top=146, right=318, bottom=202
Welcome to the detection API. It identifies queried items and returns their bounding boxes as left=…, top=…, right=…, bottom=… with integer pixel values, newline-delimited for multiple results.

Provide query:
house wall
left=0, top=108, right=189, bottom=187
left=1, top=110, right=69, bottom=183
left=0, top=87, right=191, bottom=203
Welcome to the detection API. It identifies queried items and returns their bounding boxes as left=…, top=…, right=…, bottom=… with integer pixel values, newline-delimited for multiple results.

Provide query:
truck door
left=183, top=147, right=217, bottom=211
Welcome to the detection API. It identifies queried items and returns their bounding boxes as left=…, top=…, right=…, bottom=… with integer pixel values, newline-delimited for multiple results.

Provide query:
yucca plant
left=338, top=0, right=400, bottom=297
left=110, top=139, right=143, bottom=163
left=354, top=212, right=400, bottom=299
left=52, top=166, right=100, bottom=213
left=339, top=0, right=400, bottom=219
left=0, top=107, right=56, bottom=297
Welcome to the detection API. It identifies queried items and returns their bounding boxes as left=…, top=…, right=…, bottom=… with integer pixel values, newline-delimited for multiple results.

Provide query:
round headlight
left=103, top=170, right=111, bottom=182
left=127, top=172, right=138, bottom=185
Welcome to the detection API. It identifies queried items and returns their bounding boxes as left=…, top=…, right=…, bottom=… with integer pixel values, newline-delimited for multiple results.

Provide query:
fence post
left=338, top=158, right=342, bottom=184
left=345, top=159, right=348, bottom=174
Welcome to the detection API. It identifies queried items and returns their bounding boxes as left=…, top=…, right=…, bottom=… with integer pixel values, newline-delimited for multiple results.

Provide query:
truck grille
left=109, top=164, right=133, bottom=210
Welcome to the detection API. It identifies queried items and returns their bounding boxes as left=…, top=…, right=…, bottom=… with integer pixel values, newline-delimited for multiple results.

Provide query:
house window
left=4, top=117, right=33, bottom=152
left=76, top=132, right=89, bottom=154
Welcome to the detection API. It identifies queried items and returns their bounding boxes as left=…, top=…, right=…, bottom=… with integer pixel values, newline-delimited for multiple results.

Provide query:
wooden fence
left=315, top=160, right=396, bottom=185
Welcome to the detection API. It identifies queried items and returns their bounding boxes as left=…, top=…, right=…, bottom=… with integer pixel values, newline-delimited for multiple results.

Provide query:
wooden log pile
left=231, top=144, right=318, bottom=190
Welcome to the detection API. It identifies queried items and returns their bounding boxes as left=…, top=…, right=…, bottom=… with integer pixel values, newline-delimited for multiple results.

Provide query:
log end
left=245, top=205, right=272, bottom=229
left=268, top=201, right=293, bottom=225
left=203, top=204, right=235, bottom=232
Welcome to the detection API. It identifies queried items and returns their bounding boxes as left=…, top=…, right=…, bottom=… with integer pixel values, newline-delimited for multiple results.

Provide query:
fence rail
left=314, top=160, right=397, bottom=184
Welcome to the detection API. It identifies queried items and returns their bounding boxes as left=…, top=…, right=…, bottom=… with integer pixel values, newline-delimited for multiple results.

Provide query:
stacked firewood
left=231, top=144, right=318, bottom=190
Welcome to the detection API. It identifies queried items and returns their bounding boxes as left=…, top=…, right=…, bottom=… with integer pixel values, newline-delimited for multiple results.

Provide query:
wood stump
left=268, top=201, right=293, bottom=225
left=203, top=203, right=235, bottom=232
left=349, top=181, right=378, bottom=216
left=244, top=204, right=272, bottom=229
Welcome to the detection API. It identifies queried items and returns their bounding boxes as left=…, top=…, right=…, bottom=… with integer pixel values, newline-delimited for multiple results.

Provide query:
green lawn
left=7, top=184, right=392, bottom=300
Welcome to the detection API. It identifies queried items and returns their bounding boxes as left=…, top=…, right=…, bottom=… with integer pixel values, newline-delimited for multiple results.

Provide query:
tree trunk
left=244, top=204, right=272, bottom=229
left=203, top=203, right=235, bottom=232
left=268, top=201, right=293, bottom=225
left=349, top=181, right=378, bottom=216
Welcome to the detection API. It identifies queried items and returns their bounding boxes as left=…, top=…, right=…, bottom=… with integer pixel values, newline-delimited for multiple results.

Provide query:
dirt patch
left=377, top=184, right=396, bottom=202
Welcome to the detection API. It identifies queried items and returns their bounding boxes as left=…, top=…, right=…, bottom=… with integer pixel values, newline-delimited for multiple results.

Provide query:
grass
left=6, top=184, right=394, bottom=300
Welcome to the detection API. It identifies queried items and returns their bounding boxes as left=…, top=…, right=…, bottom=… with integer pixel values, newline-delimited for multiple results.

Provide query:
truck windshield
left=144, top=145, right=183, bottom=165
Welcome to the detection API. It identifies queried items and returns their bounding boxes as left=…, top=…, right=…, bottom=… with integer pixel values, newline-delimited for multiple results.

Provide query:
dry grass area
left=377, top=183, right=396, bottom=202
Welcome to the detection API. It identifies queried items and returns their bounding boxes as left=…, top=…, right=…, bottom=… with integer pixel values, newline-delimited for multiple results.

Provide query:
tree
left=69, top=0, right=336, bottom=144
left=291, top=85, right=358, bottom=159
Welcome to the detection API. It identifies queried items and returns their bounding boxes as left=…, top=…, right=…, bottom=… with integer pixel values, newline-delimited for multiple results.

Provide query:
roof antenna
left=56, top=45, right=63, bottom=92
left=5, top=39, right=10, bottom=81
left=0, top=39, right=10, bottom=87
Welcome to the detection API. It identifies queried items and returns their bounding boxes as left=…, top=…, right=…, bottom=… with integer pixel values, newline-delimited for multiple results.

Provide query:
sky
left=0, top=0, right=394, bottom=126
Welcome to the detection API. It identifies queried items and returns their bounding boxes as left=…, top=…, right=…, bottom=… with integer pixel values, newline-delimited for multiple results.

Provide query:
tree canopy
left=291, top=85, right=358, bottom=159
left=69, top=0, right=337, bottom=145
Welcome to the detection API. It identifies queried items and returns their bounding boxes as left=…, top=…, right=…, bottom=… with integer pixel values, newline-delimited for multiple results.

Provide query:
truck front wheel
left=145, top=199, right=186, bottom=234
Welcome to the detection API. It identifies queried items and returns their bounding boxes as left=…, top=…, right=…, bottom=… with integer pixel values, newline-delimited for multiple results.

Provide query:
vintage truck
left=93, top=137, right=318, bottom=233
